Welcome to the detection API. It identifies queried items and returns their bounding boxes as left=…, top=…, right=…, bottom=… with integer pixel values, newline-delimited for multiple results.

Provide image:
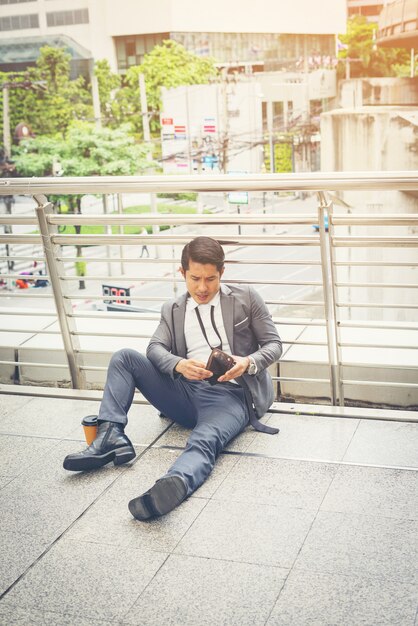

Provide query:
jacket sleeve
left=247, top=286, right=282, bottom=372
left=146, top=301, right=183, bottom=378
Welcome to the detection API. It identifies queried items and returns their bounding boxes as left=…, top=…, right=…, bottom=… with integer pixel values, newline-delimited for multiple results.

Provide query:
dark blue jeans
left=98, top=349, right=249, bottom=495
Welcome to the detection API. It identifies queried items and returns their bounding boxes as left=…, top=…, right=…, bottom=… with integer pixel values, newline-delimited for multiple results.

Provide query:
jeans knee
left=109, top=348, right=143, bottom=370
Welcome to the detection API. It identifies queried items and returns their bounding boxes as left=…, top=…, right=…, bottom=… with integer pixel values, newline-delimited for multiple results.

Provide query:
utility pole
left=266, top=100, right=275, bottom=173
left=139, top=73, right=159, bottom=258
left=91, top=71, right=102, bottom=128
left=2, top=83, right=11, bottom=159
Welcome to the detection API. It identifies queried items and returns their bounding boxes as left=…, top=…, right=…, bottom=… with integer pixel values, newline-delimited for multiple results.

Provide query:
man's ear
left=179, top=266, right=185, bottom=278
left=219, top=266, right=225, bottom=278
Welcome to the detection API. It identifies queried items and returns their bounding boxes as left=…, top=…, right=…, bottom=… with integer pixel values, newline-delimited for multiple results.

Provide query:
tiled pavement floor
left=0, top=394, right=417, bottom=626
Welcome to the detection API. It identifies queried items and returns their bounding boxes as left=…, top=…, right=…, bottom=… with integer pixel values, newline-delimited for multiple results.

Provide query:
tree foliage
left=1, top=47, right=92, bottom=142
left=13, top=121, right=151, bottom=177
left=338, top=16, right=409, bottom=78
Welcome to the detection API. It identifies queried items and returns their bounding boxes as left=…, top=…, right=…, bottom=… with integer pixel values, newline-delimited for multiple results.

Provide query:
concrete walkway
left=0, top=392, right=417, bottom=625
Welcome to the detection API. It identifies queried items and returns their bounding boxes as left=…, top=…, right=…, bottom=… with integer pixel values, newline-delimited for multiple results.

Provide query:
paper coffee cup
left=81, top=415, right=98, bottom=445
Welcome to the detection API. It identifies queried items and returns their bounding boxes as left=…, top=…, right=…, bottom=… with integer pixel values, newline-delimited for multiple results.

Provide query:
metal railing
left=1, top=172, right=417, bottom=410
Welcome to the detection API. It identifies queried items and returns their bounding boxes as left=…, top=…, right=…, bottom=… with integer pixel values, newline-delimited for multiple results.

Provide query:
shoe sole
left=63, top=445, right=136, bottom=472
left=128, top=475, right=187, bottom=521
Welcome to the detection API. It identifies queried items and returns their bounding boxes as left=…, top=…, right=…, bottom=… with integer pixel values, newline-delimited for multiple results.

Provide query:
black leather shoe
left=63, top=421, right=136, bottom=472
left=128, top=475, right=187, bottom=520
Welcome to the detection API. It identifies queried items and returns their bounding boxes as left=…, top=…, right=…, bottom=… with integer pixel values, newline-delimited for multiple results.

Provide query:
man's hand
left=175, top=358, right=213, bottom=381
left=217, top=355, right=250, bottom=383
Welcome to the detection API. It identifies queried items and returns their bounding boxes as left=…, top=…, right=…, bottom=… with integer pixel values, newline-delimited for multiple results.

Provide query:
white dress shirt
left=184, top=289, right=233, bottom=364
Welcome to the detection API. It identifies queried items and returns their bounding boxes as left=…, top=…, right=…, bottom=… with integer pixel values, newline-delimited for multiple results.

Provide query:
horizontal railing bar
left=0, top=292, right=52, bottom=298
left=334, top=261, right=418, bottom=267
left=0, top=360, right=68, bottom=369
left=60, top=293, right=325, bottom=306
left=336, top=301, right=418, bottom=309
left=0, top=235, right=41, bottom=244
left=0, top=217, right=38, bottom=225
left=56, top=255, right=323, bottom=266
left=48, top=213, right=319, bottom=225
left=283, top=359, right=418, bottom=370
left=332, top=216, right=418, bottom=225
left=338, top=342, right=418, bottom=349
left=342, top=379, right=418, bottom=389
left=277, top=376, right=329, bottom=383
left=336, top=282, right=418, bottom=289
left=79, top=365, right=108, bottom=372
left=67, top=311, right=325, bottom=326
left=0, top=328, right=59, bottom=334
left=339, top=321, right=418, bottom=331
left=0, top=309, right=56, bottom=316
left=0, top=171, right=417, bottom=194
left=333, top=236, right=418, bottom=247
left=341, top=362, right=418, bottom=371
left=51, top=234, right=320, bottom=246
left=59, top=274, right=323, bottom=287
left=0, top=256, right=45, bottom=262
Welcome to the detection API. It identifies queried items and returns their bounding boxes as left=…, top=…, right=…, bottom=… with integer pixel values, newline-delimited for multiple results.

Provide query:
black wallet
left=206, top=348, right=235, bottom=385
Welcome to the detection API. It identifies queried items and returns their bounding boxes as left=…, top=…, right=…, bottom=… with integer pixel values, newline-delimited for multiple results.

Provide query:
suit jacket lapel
left=172, top=293, right=187, bottom=358
left=220, top=285, right=234, bottom=353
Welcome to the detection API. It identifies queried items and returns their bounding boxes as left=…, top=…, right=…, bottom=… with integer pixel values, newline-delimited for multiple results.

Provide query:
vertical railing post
left=316, top=191, right=342, bottom=405
left=327, top=198, right=345, bottom=406
left=34, top=195, right=86, bottom=389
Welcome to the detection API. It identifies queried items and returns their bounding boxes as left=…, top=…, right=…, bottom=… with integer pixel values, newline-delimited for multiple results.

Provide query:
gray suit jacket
left=147, top=284, right=282, bottom=418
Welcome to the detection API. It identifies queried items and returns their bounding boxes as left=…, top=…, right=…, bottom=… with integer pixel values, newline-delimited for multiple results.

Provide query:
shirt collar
left=187, top=289, right=221, bottom=310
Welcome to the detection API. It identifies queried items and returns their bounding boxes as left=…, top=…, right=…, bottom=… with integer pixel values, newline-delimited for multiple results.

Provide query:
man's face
left=180, top=260, right=224, bottom=305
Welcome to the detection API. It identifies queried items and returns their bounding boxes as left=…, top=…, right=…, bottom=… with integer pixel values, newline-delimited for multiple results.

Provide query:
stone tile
left=123, top=554, right=288, bottom=626
left=0, top=440, right=130, bottom=541
left=0, top=393, right=33, bottom=418
left=0, top=531, right=48, bottom=596
left=0, top=434, right=57, bottom=478
left=322, top=465, right=418, bottom=519
left=343, top=420, right=418, bottom=468
left=0, top=605, right=113, bottom=626
left=295, top=510, right=418, bottom=583
left=174, top=499, right=316, bottom=568
left=0, top=475, right=14, bottom=489
left=212, top=456, right=337, bottom=510
left=154, top=420, right=258, bottom=453
left=0, top=397, right=102, bottom=439
left=2, top=537, right=167, bottom=622
left=192, top=451, right=240, bottom=498
left=66, top=449, right=208, bottom=554
left=267, top=569, right=418, bottom=626
left=247, top=413, right=359, bottom=462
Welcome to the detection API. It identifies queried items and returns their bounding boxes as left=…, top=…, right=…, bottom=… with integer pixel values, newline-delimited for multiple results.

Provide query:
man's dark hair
left=181, top=236, right=225, bottom=272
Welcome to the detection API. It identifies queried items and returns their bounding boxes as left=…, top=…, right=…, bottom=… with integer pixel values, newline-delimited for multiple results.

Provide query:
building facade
left=0, top=0, right=346, bottom=75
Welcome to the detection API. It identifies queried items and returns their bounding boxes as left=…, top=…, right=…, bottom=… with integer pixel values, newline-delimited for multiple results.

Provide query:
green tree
left=13, top=121, right=152, bottom=288
left=13, top=121, right=151, bottom=176
left=119, top=40, right=219, bottom=135
left=1, top=47, right=92, bottom=141
left=338, top=16, right=409, bottom=78
left=22, top=47, right=92, bottom=136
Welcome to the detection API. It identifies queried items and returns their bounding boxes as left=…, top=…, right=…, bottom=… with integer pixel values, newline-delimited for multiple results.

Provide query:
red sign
left=162, top=118, right=173, bottom=125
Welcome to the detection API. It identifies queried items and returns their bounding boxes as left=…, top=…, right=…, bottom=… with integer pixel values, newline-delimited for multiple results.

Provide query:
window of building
left=46, top=9, right=89, bottom=27
left=0, top=0, right=35, bottom=5
left=0, top=13, right=38, bottom=30
left=114, top=33, right=168, bottom=71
